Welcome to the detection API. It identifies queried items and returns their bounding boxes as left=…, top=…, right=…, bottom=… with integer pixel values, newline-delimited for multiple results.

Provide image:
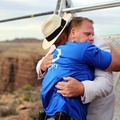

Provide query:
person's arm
left=80, top=36, right=114, bottom=103
left=36, top=45, right=55, bottom=79
left=36, top=57, right=46, bottom=79
left=82, top=69, right=113, bottom=103
left=55, top=70, right=113, bottom=102
left=106, top=45, right=120, bottom=71
left=79, top=36, right=114, bottom=103
left=93, top=36, right=120, bottom=72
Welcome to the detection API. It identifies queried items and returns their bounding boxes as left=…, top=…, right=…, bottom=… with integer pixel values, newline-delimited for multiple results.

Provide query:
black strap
left=46, top=19, right=66, bottom=42
left=46, top=112, right=73, bottom=120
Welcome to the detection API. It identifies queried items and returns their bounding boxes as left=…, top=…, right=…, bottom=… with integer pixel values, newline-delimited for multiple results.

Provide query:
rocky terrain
left=0, top=39, right=47, bottom=93
left=0, top=85, right=42, bottom=120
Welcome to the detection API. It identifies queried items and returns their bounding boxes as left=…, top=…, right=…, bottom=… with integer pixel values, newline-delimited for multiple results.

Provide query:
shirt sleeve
left=82, top=70, right=113, bottom=103
left=81, top=36, right=113, bottom=103
left=36, top=45, right=56, bottom=79
left=36, top=57, right=46, bottom=80
left=83, top=42, right=112, bottom=70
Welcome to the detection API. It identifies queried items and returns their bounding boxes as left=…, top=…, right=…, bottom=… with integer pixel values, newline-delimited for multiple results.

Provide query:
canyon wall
left=0, top=40, right=47, bottom=93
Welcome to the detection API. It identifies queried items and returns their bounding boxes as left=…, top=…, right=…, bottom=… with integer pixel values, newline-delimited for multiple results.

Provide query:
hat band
left=46, top=19, right=66, bottom=42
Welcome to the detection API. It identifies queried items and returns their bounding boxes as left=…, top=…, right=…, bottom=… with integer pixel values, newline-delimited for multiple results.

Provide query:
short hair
left=67, top=17, right=94, bottom=35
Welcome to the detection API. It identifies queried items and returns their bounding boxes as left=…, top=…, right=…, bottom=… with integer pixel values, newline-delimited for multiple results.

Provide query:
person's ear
left=70, top=28, right=76, bottom=39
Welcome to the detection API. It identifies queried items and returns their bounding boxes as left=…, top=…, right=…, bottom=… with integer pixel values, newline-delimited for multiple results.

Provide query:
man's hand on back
left=55, top=77, right=84, bottom=97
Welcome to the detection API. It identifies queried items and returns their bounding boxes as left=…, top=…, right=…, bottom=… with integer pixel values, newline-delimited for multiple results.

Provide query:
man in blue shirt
left=40, top=14, right=112, bottom=120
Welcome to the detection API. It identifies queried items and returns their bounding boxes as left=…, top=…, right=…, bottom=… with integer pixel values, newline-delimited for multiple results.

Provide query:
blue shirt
left=41, top=42, right=112, bottom=120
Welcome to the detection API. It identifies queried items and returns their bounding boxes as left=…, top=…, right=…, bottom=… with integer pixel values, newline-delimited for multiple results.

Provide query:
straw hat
left=41, top=13, right=72, bottom=49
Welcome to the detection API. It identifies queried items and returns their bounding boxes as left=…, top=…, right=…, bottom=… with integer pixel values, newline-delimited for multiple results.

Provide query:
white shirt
left=84, top=36, right=115, bottom=120
left=36, top=36, right=115, bottom=120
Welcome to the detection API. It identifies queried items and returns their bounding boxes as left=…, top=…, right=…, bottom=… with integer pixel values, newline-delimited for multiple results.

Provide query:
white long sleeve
left=36, top=45, right=56, bottom=79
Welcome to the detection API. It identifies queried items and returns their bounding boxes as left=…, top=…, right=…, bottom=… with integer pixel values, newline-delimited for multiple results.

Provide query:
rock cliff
left=0, top=39, right=47, bottom=93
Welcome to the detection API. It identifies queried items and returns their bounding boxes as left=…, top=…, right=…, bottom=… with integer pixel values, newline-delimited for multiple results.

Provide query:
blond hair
left=67, top=17, right=94, bottom=35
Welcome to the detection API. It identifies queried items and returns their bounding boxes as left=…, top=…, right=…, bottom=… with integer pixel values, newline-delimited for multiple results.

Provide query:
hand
left=55, top=77, right=84, bottom=97
left=41, top=53, right=53, bottom=71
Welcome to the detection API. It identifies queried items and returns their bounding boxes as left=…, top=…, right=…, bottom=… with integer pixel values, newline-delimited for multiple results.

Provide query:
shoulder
left=94, top=36, right=110, bottom=52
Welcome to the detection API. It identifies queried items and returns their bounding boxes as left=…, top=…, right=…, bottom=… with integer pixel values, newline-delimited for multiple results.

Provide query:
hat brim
left=42, top=13, right=72, bottom=49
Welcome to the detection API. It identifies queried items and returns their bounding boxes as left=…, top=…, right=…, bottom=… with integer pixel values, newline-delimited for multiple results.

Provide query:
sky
left=0, top=0, right=120, bottom=41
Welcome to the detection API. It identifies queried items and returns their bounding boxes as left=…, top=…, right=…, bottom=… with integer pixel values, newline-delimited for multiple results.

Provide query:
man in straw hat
left=41, top=13, right=72, bottom=49
left=37, top=13, right=119, bottom=120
